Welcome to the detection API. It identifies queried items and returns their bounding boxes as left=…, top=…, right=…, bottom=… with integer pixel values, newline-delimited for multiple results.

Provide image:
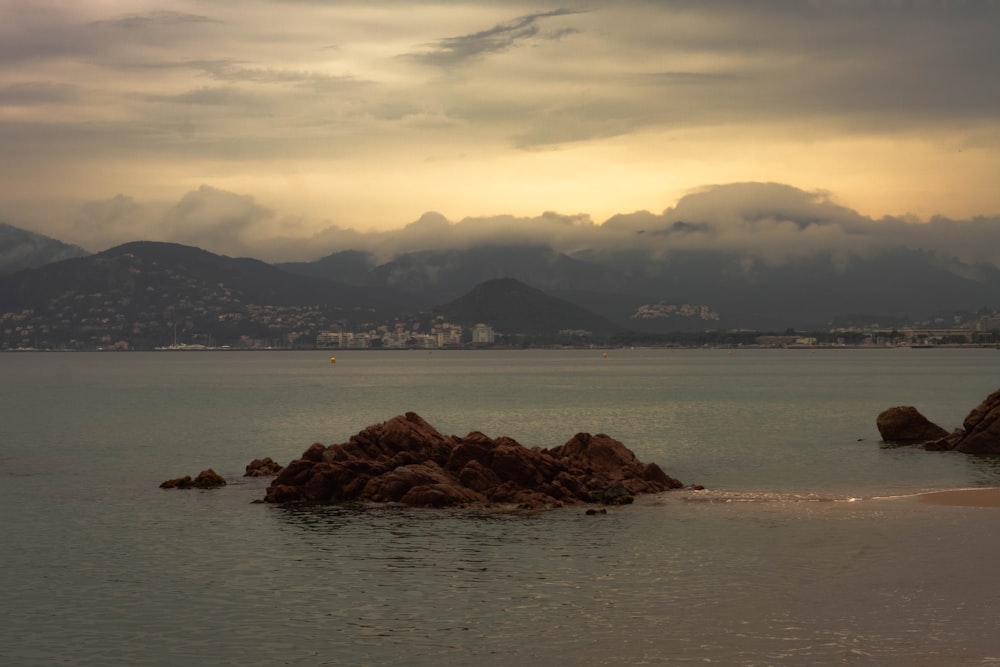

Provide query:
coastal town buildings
left=2, top=279, right=998, bottom=351
left=314, top=321, right=468, bottom=349
left=471, top=323, right=495, bottom=345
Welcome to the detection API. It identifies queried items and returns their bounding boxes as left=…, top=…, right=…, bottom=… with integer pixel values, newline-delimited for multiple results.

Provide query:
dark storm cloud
left=192, top=60, right=369, bottom=92
left=490, top=0, right=1000, bottom=147
left=697, top=1, right=1000, bottom=118
left=406, top=8, right=584, bottom=66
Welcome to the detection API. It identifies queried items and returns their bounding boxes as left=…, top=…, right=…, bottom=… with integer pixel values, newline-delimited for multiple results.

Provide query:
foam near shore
left=919, top=488, right=1000, bottom=507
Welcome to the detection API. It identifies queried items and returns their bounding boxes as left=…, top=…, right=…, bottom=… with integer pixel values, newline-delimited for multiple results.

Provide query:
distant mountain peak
left=436, top=277, right=620, bottom=336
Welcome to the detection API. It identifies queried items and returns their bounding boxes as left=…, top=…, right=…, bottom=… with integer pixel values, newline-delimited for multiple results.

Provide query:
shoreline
left=919, top=488, right=1000, bottom=507
left=5, top=344, right=1000, bottom=353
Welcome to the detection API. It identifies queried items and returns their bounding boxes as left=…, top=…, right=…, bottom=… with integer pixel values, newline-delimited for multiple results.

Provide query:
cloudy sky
left=1, top=0, right=999, bottom=261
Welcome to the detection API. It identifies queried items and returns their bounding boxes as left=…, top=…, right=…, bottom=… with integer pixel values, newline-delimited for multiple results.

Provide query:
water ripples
left=5, top=350, right=1000, bottom=665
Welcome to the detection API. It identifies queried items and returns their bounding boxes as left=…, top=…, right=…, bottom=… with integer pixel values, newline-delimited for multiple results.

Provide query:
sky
left=1, top=0, right=999, bottom=261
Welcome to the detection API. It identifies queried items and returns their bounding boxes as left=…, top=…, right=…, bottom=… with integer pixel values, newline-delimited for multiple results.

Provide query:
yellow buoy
left=330, top=357, right=336, bottom=364
left=603, top=352, right=608, bottom=358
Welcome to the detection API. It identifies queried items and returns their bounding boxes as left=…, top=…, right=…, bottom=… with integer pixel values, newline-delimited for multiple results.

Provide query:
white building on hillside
left=471, top=323, right=495, bottom=344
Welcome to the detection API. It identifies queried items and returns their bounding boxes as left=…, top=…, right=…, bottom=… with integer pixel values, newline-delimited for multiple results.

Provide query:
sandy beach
left=920, top=488, right=1000, bottom=507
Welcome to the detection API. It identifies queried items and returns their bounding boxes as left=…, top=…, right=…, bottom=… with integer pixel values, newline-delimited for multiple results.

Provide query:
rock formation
left=160, top=468, right=227, bottom=489
left=263, top=412, right=685, bottom=508
left=931, top=388, right=1000, bottom=454
left=878, top=388, right=1000, bottom=454
left=244, top=457, right=284, bottom=477
left=876, top=406, right=949, bottom=445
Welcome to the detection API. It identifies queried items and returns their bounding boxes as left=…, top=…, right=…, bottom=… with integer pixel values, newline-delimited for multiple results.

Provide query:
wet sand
left=920, top=488, right=1000, bottom=507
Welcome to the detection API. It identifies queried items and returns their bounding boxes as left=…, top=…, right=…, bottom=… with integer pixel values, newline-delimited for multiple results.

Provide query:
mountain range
left=277, top=243, right=1000, bottom=331
left=1, top=220, right=999, bottom=349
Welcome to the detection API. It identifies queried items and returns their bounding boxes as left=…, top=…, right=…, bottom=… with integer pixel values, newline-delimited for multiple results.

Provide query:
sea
left=2, top=348, right=1000, bottom=666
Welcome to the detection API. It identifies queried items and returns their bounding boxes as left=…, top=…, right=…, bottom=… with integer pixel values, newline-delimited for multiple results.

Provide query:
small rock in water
left=160, top=468, right=227, bottom=489
left=244, top=457, right=284, bottom=477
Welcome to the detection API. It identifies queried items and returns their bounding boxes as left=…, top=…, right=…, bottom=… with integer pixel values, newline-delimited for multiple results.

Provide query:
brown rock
left=261, top=413, right=689, bottom=508
left=244, top=457, right=284, bottom=477
left=265, top=484, right=302, bottom=503
left=954, top=388, right=1000, bottom=454
left=594, top=482, right=634, bottom=505
left=963, top=388, right=1000, bottom=432
left=552, top=470, right=588, bottom=499
left=456, top=459, right=503, bottom=493
left=489, top=439, right=552, bottom=488
left=924, top=429, right=964, bottom=451
left=643, top=462, right=682, bottom=488
left=191, top=469, right=227, bottom=488
left=160, top=475, right=193, bottom=489
left=160, top=468, right=227, bottom=489
left=877, top=388, right=1000, bottom=454
left=301, top=462, right=340, bottom=502
left=302, top=442, right=326, bottom=462
left=399, top=481, right=487, bottom=508
left=362, top=463, right=451, bottom=503
left=876, top=406, right=949, bottom=445
left=549, top=432, right=683, bottom=495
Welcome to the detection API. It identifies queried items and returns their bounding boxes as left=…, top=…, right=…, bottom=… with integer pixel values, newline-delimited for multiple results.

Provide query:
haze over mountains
left=34, top=183, right=1000, bottom=268
left=0, top=223, right=88, bottom=275
left=2, top=183, right=1000, bottom=348
left=276, top=242, right=1000, bottom=332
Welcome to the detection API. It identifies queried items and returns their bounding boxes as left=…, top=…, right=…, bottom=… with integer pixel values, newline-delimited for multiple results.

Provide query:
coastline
left=919, top=488, right=1000, bottom=507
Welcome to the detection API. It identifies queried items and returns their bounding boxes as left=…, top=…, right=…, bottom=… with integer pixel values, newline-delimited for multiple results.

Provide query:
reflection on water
left=275, top=500, right=551, bottom=529
left=247, top=494, right=1000, bottom=666
left=256, top=491, right=1000, bottom=664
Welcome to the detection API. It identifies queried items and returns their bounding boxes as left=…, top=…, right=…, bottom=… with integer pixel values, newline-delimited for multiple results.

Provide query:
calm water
left=2, top=348, right=1000, bottom=665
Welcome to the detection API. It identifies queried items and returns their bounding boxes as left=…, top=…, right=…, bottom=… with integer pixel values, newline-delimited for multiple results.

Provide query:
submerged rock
left=161, top=468, right=227, bottom=489
left=878, top=388, right=1000, bottom=454
left=262, top=412, right=686, bottom=508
